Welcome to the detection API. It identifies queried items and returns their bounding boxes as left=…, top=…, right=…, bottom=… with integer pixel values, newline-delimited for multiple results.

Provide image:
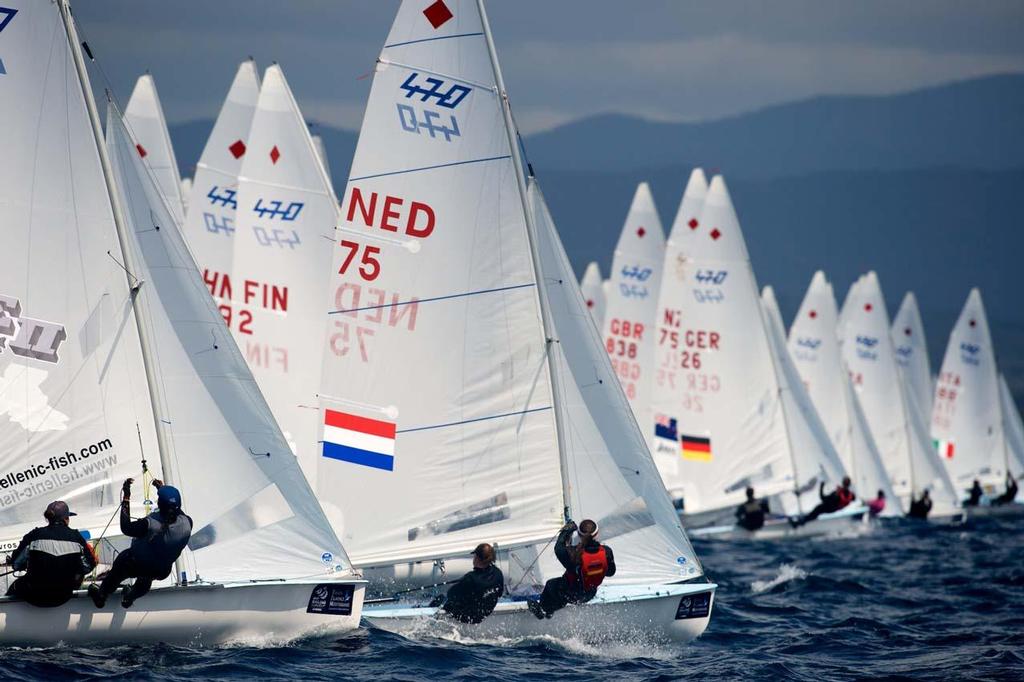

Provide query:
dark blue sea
left=2, top=515, right=1022, bottom=681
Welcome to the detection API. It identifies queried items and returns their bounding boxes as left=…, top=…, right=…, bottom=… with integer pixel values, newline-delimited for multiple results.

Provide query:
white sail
left=649, top=168, right=706, bottom=489
left=601, top=182, right=665, bottom=434
left=182, top=60, right=260, bottom=295
left=788, top=272, right=900, bottom=514
left=841, top=272, right=959, bottom=514
left=930, top=289, right=1007, bottom=490
left=530, top=180, right=702, bottom=584
left=311, top=134, right=333, bottom=186
left=580, top=261, right=606, bottom=329
left=0, top=0, right=161, bottom=540
left=998, top=375, right=1024, bottom=478
left=650, top=175, right=839, bottom=516
left=108, top=109, right=351, bottom=583
left=231, top=65, right=338, bottom=478
left=180, top=177, right=193, bottom=214
left=317, top=0, right=565, bottom=567
left=891, top=292, right=933, bottom=417
left=124, top=73, right=186, bottom=226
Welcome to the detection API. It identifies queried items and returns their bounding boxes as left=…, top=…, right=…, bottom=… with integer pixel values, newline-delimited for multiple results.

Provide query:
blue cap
left=157, top=485, right=182, bottom=512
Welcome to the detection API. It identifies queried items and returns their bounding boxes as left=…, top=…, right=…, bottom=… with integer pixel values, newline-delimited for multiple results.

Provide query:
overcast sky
left=74, top=0, right=1024, bottom=133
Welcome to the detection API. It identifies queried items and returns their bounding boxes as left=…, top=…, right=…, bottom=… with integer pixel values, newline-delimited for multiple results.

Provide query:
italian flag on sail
left=933, top=438, right=955, bottom=459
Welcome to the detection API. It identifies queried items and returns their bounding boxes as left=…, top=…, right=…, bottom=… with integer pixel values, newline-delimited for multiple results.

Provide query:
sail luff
left=477, top=0, right=571, bottom=520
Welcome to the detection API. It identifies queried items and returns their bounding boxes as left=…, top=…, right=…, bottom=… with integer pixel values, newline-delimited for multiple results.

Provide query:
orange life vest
left=837, top=487, right=854, bottom=507
left=566, top=545, right=608, bottom=592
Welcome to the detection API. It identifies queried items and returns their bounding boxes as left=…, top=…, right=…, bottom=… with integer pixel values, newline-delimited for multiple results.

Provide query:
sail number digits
left=606, top=318, right=645, bottom=400
left=932, top=371, right=961, bottom=430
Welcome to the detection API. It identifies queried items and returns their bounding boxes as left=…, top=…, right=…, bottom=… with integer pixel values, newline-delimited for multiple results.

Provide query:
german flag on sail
left=681, top=434, right=712, bottom=461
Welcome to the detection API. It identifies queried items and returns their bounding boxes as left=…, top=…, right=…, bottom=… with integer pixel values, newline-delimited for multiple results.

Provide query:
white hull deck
left=0, top=579, right=366, bottom=646
left=363, top=582, right=715, bottom=645
left=689, top=505, right=868, bottom=541
left=964, top=501, right=1024, bottom=520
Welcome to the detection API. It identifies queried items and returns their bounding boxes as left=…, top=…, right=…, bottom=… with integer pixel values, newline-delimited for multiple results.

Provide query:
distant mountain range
left=169, top=73, right=1024, bottom=397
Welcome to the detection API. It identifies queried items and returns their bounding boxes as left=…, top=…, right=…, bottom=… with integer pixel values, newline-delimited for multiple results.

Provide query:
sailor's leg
left=98, top=550, right=136, bottom=596
left=539, top=577, right=570, bottom=615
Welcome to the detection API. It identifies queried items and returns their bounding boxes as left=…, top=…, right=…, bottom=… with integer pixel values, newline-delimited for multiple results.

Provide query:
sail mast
left=58, top=0, right=180, bottom=550
left=477, top=0, right=572, bottom=521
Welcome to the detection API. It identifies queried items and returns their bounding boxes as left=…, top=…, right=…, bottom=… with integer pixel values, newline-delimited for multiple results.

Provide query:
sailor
left=528, top=519, right=615, bottom=620
left=793, top=477, right=855, bottom=526
left=992, top=473, right=1018, bottom=506
left=435, top=543, right=504, bottom=624
left=89, top=478, right=192, bottom=609
left=735, top=487, right=769, bottom=531
left=867, top=490, right=887, bottom=516
left=5, top=501, right=96, bottom=607
left=965, top=479, right=984, bottom=507
left=908, top=489, right=932, bottom=519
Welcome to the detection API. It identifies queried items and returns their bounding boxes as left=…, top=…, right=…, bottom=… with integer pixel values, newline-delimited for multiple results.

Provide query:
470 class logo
left=0, top=295, right=66, bottom=364
left=396, top=72, right=473, bottom=143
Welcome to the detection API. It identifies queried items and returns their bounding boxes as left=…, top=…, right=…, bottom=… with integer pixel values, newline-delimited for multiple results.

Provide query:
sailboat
left=124, top=73, right=187, bottom=226
left=601, top=182, right=665, bottom=433
left=931, top=289, right=1023, bottom=513
left=580, top=261, right=606, bottom=330
left=180, top=177, right=193, bottom=214
left=315, top=0, right=714, bottom=643
left=649, top=174, right=850, bottom=540
left=230, top=64, right=338, bottom=480
left=0, top=0, right=363, bottom=645
left=788, top=272, right=900, bottom=516
left=840, top=273, right=961, bottom=521
left=891, top=292, right=933, bottom=418
left=998, top=375, right=1024, bottom=480
left=311, top=133, right=334, bottom=186
left=181, top=58, right=261, bottom=277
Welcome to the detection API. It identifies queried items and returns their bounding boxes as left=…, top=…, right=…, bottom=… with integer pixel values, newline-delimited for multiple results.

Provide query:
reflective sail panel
left=317, top=0, right=564, bottom=567
left=0, top=0, right=161, bottom=538
left=601, top=183, right=665, bottom=439
left=125, top=74, right=186, bottom=226
left=232, top=65, right=337, bottom=478
left=891, top=292, right=933, bottom=418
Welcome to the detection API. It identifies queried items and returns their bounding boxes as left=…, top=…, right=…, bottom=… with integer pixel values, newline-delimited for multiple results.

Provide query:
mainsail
left=124, top=73, right=187, bottom=225
left=891, top=292, right=933, bottom=418
left=601, top=183, right=665, bottom=435
left=311, top=134, right=333, bottom=186
left=231, top=64, right=338, bottom=477
left=580, top=261, right=606, bottom=329
left=998, top=375, right=1024, bottom=478
left=788, top=272, right=899, bottom=513
left=841, top=272, right=959, bottom=515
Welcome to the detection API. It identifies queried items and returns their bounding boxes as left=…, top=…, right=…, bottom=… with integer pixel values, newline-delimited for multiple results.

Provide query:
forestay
left=930, top=290, right=1007, bottom=489
left=580, top=262, right=606, bottom=330
left=649, top=168, right=706, bottom=491
left=182, top=60, right=260, bottom=293
left=530, top=181, right=702, bottom=584
left=124, top=74, right=186, bottom=226
left=998, top=375, right=1024, bottom=478
left=841, top=272, right=958, bottom=514
left=107, top=110, right=351, bottom=583
left=601, top=183, right=665, bottom=435
left=0, top=0, right=160, bottom=541
left=317, top=0, right=564, bottom=567
left=232, top=65, right=337, bottom=478
left=891, top=292, right=933, bottom=418
left=788, top=272, right=899, bottom=513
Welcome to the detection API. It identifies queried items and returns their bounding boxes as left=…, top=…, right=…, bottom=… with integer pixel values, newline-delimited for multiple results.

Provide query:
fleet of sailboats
left=0, top=0, right=1019, bottom=651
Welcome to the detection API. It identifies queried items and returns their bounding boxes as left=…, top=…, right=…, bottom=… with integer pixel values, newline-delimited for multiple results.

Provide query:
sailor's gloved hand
left=562, top=520, right=577, bottom=533
left=428, top=595, right=445, bottom=607
left=152, top=479, right=164, bottom=490
left=121, top=478, right=134, bottom=500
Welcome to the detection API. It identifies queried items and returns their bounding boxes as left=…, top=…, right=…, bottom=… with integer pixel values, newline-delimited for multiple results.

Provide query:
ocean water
left=2, top=514, right=1022, bottom=681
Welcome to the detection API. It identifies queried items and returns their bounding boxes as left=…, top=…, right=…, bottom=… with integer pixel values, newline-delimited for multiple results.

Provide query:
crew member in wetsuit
left=908, top=489, right=932, bottom=519
left=528, top=519, right=616, bottom=619
left=736, top=487, right=769, bottom=531
left=867, top=490, right=887, bottom=516
left=794, top=477, right=855, bottom=526
left=89, top=478, right=192, bottom=609
left=992, top=473, right=1018, bottom=506
left=436, top=543, right=504, bottom=624
left=965, top=480, right=984, bottom=507
left=5, top=501, right=95, bottom=607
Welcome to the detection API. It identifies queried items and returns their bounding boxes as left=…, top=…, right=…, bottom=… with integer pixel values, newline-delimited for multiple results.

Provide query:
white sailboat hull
left=0, top=579, right=365, bottom=646
left=363, top=582, right=715, bottom=645
left=964, top=501, right=1024, bottom=519
left=689, top=506, right=869, bottom=541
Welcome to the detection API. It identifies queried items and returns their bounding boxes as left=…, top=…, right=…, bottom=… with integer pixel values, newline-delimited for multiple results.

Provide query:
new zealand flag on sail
left=655, top=414, right=678, bottom=442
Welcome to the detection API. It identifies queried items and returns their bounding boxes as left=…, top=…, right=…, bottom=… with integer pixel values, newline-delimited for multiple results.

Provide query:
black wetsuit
left=537, top=528, right=616, bottom=616
left=993, top=478, right=1018, bottom=506
left=965, top=483, right=983, bottom=507
left=908, top=496, right=932, bottom=519
left=442, top=564, right=504, bottom=624
left=96, top=501, right=192, bottom=603
left=736, top=498, right=769, bottom=531
left=799, top=483, right=854, bottom=525
left=6, top=523, right=95, bottom=607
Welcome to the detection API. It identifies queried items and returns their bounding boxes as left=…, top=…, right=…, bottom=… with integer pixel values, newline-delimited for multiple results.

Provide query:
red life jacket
left=566, top=545, right=608, bottom=592
left=837, top=487, right=854, bottom=507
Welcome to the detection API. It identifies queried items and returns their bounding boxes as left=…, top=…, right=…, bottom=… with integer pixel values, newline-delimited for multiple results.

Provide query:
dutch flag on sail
left=322, top=409, right=396, bottom=471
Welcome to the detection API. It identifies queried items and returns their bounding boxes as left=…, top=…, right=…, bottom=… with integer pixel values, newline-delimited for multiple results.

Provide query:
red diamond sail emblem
left=809, top=310, right=817, bottom=319
left=969, top=319, right=976, bottom=327
left=864, top=303, right=873, bottom=312
left=136, top=143, right=147, bottom=158
left=636, top=226, right=646, bottom=238
left=688, top=218, right=699, bottom=230
left=586, top=299, right=595, bottom=309
left=270, top=145, right=281, bottom=164
left=228, top=139, right=246, bottom=159
left=423, top=0, right=453, bottom=29
left=905, top=327, right=912, bottom=336
left=709, top=228, right=721, bottom=241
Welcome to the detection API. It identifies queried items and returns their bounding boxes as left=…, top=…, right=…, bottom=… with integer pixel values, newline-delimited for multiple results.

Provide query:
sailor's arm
left=9, top=531, right=33, bottom=570
left=118, top=478, right=150, bottom=538
left=604, top=545, right=617, bottom=577
left=553, top=523, right=577, bottom=570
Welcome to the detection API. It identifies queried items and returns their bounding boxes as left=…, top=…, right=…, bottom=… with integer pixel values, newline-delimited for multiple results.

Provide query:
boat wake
left=751, top=564, right=808, bottom=594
